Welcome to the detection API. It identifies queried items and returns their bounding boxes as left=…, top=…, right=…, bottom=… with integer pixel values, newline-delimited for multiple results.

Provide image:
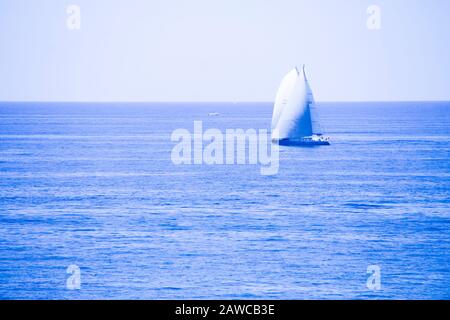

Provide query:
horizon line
left=1, top=100, right=450, bottom=104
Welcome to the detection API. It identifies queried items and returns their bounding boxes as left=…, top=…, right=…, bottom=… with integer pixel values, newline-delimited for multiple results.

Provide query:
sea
left=0, top=101, right=449, bottom=299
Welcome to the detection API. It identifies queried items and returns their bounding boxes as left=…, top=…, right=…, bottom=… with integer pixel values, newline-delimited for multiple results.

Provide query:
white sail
left=271, top=66, right=314, bottom=141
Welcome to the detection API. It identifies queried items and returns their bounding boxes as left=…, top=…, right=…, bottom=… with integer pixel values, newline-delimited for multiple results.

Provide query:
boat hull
left=274, top=137, right=330, bottom=146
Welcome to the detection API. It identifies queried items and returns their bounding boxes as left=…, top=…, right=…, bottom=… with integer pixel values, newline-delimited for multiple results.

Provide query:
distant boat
left=271, top=66, right=330, bottom=146
left=208, top=112, right=220, bottom=117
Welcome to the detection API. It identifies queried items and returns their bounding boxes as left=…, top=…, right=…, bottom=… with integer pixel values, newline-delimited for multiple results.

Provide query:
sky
left=0, top=0, right=449, bottom=102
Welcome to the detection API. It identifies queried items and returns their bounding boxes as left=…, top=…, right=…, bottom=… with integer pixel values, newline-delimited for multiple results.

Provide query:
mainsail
left=271, top=66, right=319, bottom=141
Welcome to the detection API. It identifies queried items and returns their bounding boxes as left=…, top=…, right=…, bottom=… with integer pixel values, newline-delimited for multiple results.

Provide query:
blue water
left=0, top=101, right=449, bottom=299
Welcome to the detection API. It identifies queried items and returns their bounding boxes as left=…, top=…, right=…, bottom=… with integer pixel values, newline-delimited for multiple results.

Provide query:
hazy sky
left=0, top=0, right=449, bottom=102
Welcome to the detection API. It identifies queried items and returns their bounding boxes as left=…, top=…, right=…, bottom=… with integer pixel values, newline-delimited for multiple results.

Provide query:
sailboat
left=271, top=66, right=330, bottom=146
